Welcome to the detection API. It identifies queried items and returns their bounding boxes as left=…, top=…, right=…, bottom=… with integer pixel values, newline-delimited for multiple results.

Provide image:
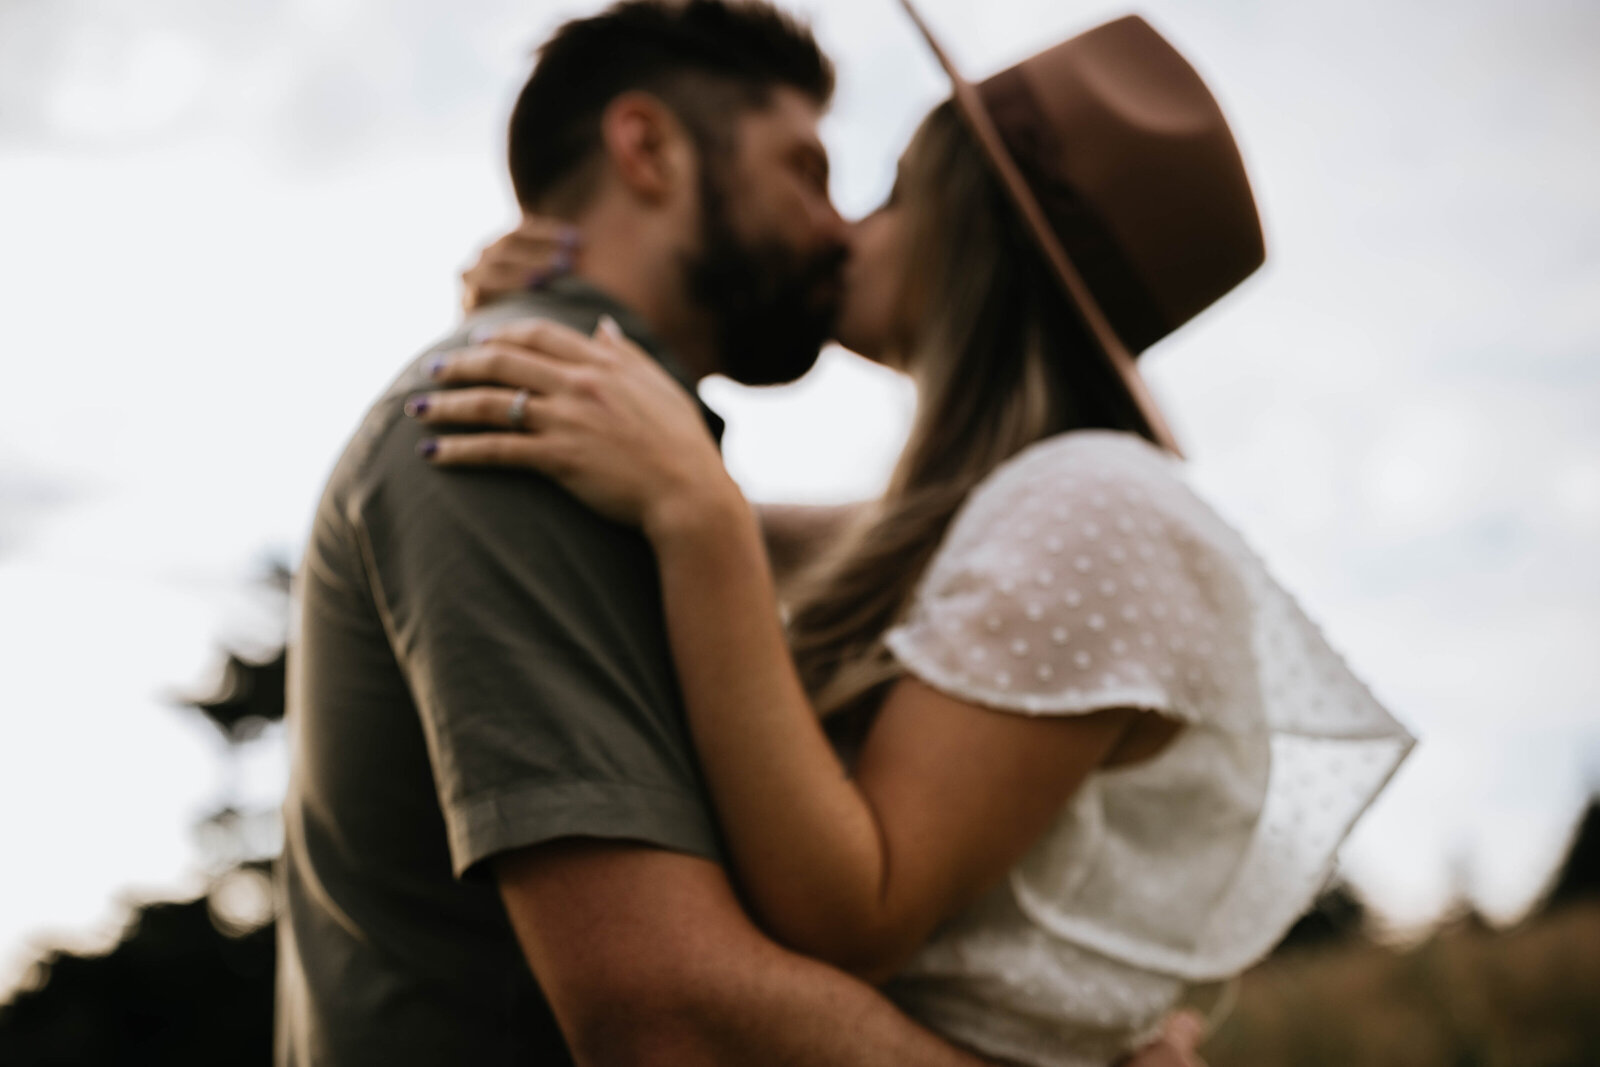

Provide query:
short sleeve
left=886, top=431, right=1415, bottom=983
left=884, top=433, right=1252, bottom=725
left=352, top=367, right=721, bottom=877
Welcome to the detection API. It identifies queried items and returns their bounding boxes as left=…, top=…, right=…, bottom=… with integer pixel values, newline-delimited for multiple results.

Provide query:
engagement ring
left=507, top=389, right=530, bottom=430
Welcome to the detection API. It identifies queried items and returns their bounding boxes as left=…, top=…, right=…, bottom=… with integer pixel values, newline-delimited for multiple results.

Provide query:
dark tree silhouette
left=0, top=572, right=288, bottom=1066
left=1272, top=881, right=1370, bottom=954
left=191, top=649, right=287, bottom=742
left=0, top=873, right=276, bottom=1066
left=188, top=562, right=290, bottom=743
left=1544, top=797, right=1600, bottom=911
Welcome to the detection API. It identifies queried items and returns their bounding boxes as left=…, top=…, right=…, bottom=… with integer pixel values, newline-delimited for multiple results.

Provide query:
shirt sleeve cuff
left=445, top=779, right=725, bottom=879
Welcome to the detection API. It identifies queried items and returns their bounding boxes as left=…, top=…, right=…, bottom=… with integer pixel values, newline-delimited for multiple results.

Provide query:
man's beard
left=684, top=169, right=846, bottom=387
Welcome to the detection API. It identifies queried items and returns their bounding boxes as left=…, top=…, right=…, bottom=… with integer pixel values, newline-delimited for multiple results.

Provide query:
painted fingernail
left=404, top=396, right=429, bottom=417
left=467, top=324, right=499, bottom=345
left=426, top=356, right=448, bottom=378
left=416, top=439, right=439, bottom=459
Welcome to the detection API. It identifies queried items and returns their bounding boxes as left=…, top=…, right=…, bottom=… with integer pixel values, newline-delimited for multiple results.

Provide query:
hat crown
left=1044, top=20, right=1218, bottom=135
left=990, top=16, right=1264, bottom=352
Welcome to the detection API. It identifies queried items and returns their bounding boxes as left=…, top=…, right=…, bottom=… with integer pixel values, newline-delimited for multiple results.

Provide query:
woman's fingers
left=591, top=314, right=654, bottom=365
left=1161, top=1011, right=1207, bottom=1049
left=407, top=386, right=553, bottom=431
left=461, top=240, right=550, bottom=311
left=430, top=341, right=572, bottom=391
left=459, top=220, right=581, bottom=310
left=468, top=317, right=611, bottom=366
left=419, top=433, right=559, bottom=471
left=491, top=221, right=580, bottom=281
left=508, top=216, right=581, bottom=248
left=468, top=262, right=547, bottom=295
left=457, top=316, right=648, bottom=377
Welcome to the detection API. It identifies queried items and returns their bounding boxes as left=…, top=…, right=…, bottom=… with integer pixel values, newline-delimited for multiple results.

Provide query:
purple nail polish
left=417, top=439, right=439, bottom=459
left=426, top=356, right=447, bottom=378
left=404, top=396, right=429, bottom=417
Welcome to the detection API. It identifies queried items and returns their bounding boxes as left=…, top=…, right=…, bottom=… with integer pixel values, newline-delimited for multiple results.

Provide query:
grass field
left=1205, top=901, right=1600, bottom=1067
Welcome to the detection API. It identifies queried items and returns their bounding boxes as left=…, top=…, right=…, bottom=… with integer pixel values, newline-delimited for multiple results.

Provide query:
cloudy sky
left=1, top=0, right=1596, bottom=994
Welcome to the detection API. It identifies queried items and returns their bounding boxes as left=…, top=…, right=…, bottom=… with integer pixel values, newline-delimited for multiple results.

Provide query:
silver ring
left=507, top=388, right=530, bottom=430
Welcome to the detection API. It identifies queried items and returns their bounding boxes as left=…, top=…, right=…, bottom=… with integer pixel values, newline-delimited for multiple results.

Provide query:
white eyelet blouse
left=878, top=430, right=1415, bottom=1067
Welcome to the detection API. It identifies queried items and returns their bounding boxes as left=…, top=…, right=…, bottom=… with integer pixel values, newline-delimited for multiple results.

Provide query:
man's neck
left=563, top=209, right=720, bottom=383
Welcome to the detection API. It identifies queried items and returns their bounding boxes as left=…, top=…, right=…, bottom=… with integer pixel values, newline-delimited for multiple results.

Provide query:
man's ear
left=600, top=92, right=696, bottom=205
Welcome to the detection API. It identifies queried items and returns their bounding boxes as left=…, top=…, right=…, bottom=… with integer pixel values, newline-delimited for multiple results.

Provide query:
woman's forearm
left=645, top=490, right=912, bottom=976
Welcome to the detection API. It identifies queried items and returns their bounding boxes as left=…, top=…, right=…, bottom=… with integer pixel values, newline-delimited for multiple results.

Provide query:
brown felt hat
left=897, top=1, right=1265, bottom=455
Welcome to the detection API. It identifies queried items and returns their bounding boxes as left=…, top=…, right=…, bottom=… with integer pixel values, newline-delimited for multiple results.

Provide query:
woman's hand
left=410, top=317, right=741, bottom=537
left=459, top=217, right=581, bottom=313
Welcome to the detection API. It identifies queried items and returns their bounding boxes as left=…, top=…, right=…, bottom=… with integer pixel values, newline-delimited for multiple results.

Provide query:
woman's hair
left=786, top=100, right=1155, bottom=721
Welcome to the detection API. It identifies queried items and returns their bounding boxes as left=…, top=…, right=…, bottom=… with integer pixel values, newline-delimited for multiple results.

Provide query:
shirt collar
left=467, top=277, right=726, bottom=445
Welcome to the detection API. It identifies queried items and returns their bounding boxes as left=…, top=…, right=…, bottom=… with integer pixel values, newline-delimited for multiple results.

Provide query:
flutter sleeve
left=885, top=430, right=1415, bottom=981
left=883, top=432, right=1253, bottom=727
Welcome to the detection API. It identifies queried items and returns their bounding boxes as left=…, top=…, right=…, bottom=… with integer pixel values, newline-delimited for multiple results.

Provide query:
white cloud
left=0, top=467, right=77, bottom=558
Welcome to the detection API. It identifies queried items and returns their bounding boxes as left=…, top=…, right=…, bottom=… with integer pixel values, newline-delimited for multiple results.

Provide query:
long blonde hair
left=787, top=101, right=1154, bottom=721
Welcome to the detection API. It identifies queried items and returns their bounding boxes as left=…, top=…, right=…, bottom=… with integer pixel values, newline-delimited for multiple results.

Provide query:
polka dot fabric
left=884, top=432, right=1258, bottom=726
left=880, top=431, right=1415, bottom=1065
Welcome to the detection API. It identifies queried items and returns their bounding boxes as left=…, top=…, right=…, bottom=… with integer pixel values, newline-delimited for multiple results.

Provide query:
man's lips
left=806, top=258, right=848, bottom=310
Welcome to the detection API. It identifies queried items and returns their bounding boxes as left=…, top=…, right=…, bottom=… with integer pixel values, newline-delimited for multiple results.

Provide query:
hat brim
left=895, top=0, right=1183, bottom=456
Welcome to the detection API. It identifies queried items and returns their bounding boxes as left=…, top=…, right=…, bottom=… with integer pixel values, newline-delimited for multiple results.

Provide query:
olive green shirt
left=276, top=280, right=725, bottom=1066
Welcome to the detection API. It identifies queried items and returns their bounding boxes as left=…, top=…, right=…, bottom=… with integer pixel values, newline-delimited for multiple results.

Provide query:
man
left=279, top=1, right=1203, bottom=1063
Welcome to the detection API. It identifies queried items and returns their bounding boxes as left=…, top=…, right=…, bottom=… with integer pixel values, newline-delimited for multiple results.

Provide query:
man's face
left=684, top=87, right=849, bottom=386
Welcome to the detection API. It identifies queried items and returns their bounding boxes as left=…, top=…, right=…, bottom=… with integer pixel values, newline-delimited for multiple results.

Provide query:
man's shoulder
left=326, top=293, right=592, bottom=518
left=316, top=349, right=431, bottom=532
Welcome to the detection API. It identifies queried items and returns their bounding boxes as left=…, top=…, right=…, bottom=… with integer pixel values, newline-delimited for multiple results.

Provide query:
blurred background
left=1, top=0, right=1596, bottom=1062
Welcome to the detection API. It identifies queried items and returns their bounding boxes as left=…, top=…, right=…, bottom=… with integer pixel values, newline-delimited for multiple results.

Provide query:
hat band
left=979, top=67, right=1171, bottom=355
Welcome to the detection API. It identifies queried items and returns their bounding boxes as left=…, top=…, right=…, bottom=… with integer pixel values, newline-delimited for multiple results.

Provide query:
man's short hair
left=508, top=0, right=835, bottom=212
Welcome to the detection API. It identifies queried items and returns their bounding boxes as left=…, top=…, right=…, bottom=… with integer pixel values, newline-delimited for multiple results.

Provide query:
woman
left=411, top=16, right=1413, bottom=1066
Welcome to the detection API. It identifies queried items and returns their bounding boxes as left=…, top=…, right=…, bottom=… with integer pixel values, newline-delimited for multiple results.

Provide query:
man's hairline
left=531, top=79, right=831, bottom=215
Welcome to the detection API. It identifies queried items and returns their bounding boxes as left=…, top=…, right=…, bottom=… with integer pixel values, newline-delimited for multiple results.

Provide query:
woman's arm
left=645, top=491, right=1135, bottom=980
left=414, top=320, right=1138, bottom=981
